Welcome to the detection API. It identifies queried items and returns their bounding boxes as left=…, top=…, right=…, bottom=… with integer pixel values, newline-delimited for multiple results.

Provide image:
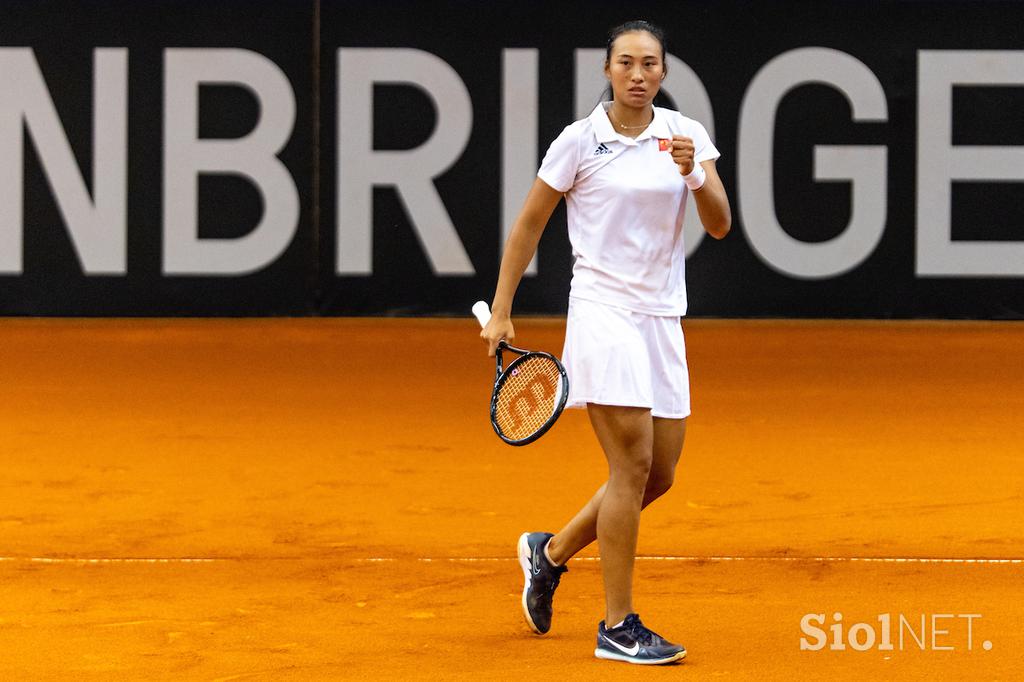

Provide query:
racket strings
left=494, top=356, right=563, bottom=440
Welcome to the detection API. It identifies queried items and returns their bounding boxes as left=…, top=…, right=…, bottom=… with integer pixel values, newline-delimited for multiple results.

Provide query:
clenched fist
left=669, top=135, right=695, bottom=176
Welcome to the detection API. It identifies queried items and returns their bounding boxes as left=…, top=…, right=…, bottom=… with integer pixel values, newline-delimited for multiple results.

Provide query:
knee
left=610, top=453, right=653, bottom=492
left=644, top=468, right=675, bottom=503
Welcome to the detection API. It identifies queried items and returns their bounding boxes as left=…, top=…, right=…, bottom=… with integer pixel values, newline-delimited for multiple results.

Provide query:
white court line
left=362, top=556, right=1024, bottom=565
left=0, top=557, right=220, bottom=564
left=1, top=556, right=1020, bottom=565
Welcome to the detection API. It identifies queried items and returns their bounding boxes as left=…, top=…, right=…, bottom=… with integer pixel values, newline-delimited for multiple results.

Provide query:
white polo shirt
left=538, top=102, right=720, bottom=316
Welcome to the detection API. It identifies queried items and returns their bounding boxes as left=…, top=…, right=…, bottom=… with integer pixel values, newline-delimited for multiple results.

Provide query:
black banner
left=1, top=0, right=315, bottom=315
left=2, top=0, right=1023, bottom=317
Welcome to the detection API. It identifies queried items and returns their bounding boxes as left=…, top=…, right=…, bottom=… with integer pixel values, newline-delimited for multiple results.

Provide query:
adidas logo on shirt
left=593, top=143, right=613, bottom=156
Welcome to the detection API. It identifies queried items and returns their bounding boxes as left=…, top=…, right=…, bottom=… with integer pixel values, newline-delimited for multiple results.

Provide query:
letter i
left=830, top=612, right=846, bottom=650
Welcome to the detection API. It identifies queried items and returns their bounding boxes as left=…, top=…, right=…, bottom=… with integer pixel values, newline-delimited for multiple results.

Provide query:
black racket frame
left=490, top=340, right=569, bottom=446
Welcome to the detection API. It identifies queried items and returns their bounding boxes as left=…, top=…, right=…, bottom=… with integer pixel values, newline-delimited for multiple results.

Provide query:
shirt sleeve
left=691, top=119, right=721, bottom=164
left=537, top=123, right=581, bottom=193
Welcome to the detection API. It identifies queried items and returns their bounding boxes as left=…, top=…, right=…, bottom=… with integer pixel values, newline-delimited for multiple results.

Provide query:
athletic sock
left=610, top=618, right=626, bottom=629
left=543, top=539, right=560, bottom=567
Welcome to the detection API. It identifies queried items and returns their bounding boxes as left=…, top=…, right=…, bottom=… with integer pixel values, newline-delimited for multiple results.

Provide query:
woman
left=480, top=20, right=731, bottom=665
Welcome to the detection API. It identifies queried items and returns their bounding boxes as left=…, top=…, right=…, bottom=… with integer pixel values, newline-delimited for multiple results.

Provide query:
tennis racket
left=473, top=301, right=569, bottom=446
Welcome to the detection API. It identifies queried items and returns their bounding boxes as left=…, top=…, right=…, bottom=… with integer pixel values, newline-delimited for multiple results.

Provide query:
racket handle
left=472, top=300, right=491, bottom=328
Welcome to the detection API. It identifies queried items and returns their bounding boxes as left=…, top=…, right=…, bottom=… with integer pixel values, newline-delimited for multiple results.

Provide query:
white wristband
left=684, top=162, right=706, bottom=191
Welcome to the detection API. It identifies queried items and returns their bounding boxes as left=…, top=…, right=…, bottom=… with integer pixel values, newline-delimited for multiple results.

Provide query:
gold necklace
left=609, top=109, right=652, bottom=130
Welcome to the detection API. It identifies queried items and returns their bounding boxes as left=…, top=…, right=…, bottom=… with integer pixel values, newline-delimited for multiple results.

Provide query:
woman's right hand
left=480, top=314, right=515, bottom=357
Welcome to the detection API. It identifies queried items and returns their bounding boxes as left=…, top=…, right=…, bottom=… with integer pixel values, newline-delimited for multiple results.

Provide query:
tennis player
left=480, top=20, right=731, bottom=664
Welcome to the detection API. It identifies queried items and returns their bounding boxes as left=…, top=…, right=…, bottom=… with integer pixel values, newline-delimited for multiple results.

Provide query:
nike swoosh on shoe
left=603, top=635, right=640, bottom=656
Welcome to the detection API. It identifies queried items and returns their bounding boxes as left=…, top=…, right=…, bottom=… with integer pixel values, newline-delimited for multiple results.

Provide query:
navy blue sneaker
left=517, top=532, right=567, bottom=634
left=595, top=613, right=686, bottom=664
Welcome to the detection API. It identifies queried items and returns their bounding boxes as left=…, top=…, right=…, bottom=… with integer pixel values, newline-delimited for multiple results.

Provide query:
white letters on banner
left=1, top=47, right=1021, bottom=279
left=337, top=48, right=474, bottom=275
left=163, top=48, right=299, bottom=275
left=738, top=48, right=888, bottom=279
left=0, top=48, right=127, bottom=274
left=502, top=49, right=540, bottom=276
left=917, top=51, right=1024, bottom=277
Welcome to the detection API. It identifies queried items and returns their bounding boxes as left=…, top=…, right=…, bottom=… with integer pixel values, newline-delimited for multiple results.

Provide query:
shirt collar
left=590, top=102, right=671, bottom=145
left=589, top=102, right=618, bottom=143
left=642, top=108, right=672, bottom=141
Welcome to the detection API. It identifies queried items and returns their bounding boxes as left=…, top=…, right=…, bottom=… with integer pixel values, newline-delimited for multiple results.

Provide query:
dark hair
left=602, top=20, right=675, bottom=110
left=605, top=20, right=667, bottom=64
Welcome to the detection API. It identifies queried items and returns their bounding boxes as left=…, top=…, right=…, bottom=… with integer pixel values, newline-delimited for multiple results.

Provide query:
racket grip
left=472, top=300, right=491, bottom=328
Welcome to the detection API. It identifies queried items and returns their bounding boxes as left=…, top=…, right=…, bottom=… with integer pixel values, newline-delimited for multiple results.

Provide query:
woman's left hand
left=670, top=135, right=695, bottom=176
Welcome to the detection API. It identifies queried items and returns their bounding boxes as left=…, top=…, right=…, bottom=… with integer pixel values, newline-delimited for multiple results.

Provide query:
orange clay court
left=0, top=317, right=1022, bottom=680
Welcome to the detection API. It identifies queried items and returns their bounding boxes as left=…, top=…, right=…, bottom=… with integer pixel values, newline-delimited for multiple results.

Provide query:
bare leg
left=583, top=404, right=652, bottom=626
left=546, top=417, right=687, bottom=567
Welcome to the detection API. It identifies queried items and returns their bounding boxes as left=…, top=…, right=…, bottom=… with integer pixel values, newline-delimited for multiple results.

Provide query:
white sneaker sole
left=594, top=647, right=686, bottom=665
left=517, top=532, right=543, bottom=634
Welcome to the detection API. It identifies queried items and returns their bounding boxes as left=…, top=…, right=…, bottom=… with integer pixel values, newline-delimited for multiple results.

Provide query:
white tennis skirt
left=561, top=297, right=690, bottom=419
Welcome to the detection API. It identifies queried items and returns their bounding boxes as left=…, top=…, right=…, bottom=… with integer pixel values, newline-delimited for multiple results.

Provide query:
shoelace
left=623, top=615, right=656, bottom=646
left=536, top=564, right=567, bottom=600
